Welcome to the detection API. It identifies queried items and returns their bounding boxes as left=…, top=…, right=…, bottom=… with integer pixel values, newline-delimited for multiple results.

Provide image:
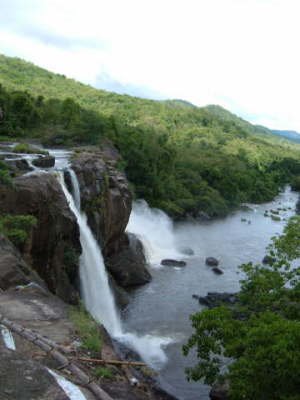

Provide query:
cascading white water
left=126, top=199, right=182, bottom=265
left=69, top=169, right=81, bottom=210
left=58, top=172, right=122, bottom=335
left=58, top=170, right=172, bottom=368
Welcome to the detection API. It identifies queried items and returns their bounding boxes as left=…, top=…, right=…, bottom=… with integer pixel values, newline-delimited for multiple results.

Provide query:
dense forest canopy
left=1, top=53, right=300, bottom=218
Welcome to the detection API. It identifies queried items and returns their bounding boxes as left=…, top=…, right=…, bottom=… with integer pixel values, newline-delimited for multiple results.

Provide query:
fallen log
left=75, top=357, right=146, bottom=367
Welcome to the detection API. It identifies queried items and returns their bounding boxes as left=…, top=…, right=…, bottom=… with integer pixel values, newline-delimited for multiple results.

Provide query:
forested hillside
left=1, top=53, right=300, bottom=218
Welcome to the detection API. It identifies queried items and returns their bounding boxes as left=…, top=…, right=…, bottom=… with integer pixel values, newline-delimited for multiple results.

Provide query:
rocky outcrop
left=32, top=155, right=55, bottom=168
left=5, top=158, right=33, bottom=174
left=0, top=235, right=43, bottom=291
left=206, top=257, right=219, bottom=266
left=107, top=233, right=151, bottom=287
left=161, top=259, right=187, bottom=267
left=71, top=150, right=131, bottom=254
left=71, top=149, right=151, bottom=288
left=0, top=174, right=81, bottom=303
left=193, top=292, right=238, bottom=308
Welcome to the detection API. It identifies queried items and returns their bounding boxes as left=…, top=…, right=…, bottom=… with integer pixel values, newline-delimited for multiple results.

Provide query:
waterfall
left=58, top=170, right=172, bottom=368
left=58, top=172, right=122, bottom=336
left=126, top=200, right=182, bottom=265
left=69, top=169, right=81, bottom=210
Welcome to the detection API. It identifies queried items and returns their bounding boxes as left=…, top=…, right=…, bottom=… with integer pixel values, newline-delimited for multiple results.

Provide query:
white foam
left=0, top=325, right=16, bottom=351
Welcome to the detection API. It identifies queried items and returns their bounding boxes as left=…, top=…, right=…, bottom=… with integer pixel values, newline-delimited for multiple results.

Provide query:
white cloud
left=1, top=0, right=300, bottom=130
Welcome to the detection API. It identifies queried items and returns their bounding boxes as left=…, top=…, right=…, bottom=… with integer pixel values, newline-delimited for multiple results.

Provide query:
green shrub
left=0, top=161, right=12, bottom=185
left=69, top=304, right=102, bottom=354
left=0, top=214, right=37, bottom=247
left=12, top=143, right=48, bottom=155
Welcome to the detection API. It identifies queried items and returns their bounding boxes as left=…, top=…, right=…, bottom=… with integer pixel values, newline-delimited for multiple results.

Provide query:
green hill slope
left=0, top=53, right=300, bottom=218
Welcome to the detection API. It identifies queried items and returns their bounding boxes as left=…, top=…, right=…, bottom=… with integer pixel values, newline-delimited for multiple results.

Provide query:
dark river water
left=124, top=187, right=299, bottom=400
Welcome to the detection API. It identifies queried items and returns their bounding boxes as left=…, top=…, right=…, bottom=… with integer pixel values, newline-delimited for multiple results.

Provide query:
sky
left=0, top=0, right=300, bottom=131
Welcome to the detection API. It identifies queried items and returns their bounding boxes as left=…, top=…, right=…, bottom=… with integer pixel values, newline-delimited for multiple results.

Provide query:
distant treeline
left=1, top=83, right=300, bottom=218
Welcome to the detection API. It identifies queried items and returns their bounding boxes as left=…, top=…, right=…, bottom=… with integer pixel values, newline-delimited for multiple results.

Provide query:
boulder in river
left=32, top=155, right=55, bottom=168
left=193, top=292, right=238, bottom=308
left=205, top=257, right=219, bottom=266
left=212, top=267, right=224, bottom=275
left=161, top=259, right=187, bottom=267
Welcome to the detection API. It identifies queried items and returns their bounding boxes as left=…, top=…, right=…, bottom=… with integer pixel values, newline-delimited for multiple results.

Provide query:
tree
left=183, top=216, right=300, bottom=400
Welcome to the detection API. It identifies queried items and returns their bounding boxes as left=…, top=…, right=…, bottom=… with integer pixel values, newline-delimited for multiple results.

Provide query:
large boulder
left=32, top=155, right=55, bottom=168
left=0, top=173, right=81, bottom=303
left=106, top=233, right=151, bottom=287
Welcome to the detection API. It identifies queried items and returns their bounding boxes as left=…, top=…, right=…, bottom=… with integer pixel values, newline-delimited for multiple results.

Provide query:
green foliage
left=0, top=214, right=37, bottom=247
left=69, top=304, right=102, bottom=354
left=183, top=216, right=300, bottom=399
left=94, top=367, right=114, bottom=379
left=12, top=143, right=49, bottom=155
left=0, top=160, right=12, bottom=185
left=1, top=54, right=300, bottom=218
left=291, top=175, right=300, bottom=191
left=0, top=215, right=34, bottom=246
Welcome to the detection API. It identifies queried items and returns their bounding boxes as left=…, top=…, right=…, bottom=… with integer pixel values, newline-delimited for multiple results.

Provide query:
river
left=124, top=187, right=299, bottom=400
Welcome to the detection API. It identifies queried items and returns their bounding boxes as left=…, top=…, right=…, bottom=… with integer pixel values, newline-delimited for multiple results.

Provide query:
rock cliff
left=0, top=173, right=81, bottom=303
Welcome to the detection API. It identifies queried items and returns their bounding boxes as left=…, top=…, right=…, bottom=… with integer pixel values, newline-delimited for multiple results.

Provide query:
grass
left=69, top=304, right=103, bottom=354
left=12, top=143, right=49, bottom=155
left=94, top=367, right=114, bottom=379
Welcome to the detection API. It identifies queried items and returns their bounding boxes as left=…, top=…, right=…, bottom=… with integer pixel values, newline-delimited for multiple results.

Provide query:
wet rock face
left=0, top=174, right=81, bottom=304
left=72, top=150, right=132, bottom=256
